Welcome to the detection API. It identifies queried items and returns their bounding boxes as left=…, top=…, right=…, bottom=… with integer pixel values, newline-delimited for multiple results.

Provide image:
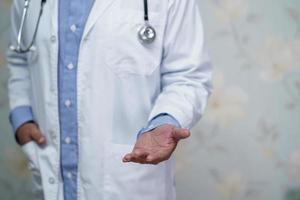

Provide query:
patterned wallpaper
left=0, top=0, right=299, bottom=200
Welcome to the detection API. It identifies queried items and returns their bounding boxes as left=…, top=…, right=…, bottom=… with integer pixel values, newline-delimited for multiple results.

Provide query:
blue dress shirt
left=137, top=113, right=180, bottom=138
left=8, top=1, right=180, bottom=200
left=57, top=0, right=95, bottom=199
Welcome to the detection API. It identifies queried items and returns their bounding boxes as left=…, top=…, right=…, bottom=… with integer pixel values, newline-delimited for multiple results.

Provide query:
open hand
left=16, top=122, right=46, bottom=146
left=122, top=124, right=190, bottom=165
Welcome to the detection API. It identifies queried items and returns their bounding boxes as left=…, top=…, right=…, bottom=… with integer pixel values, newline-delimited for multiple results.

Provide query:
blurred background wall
left=0, top=0, right=299, bottom=200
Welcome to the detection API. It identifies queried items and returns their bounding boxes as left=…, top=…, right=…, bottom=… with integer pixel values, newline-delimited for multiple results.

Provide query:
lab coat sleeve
left=6, top=0, right=34, bottom=132
left=148, top=0, right=213, bottom=129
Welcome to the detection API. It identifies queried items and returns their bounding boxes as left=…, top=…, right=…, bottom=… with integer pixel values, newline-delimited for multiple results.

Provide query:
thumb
left=30, top=127, right=46, bottom=145
left=172, top=127, right=190, bottom=141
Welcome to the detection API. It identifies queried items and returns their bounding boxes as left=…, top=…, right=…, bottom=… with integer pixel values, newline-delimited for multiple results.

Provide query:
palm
left=135, top=126, right=177, bottom=161
left=123, top=124, right=190, bottom=165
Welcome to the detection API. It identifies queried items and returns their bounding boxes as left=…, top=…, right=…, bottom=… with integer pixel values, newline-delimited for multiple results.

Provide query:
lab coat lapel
left=82, top=0, right=118, bottom=39
left=50, top=0, right=58, bottom=37
left=49, top=0, right=59, bottom=92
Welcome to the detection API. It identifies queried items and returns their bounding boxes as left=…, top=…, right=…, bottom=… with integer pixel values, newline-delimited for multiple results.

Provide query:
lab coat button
left=50, top=35, right=56, bottom=43
left=70, top=24, right=77, bottom=32
left=50, top=130, right=56, bottom=140
left=48, top=177, right=55, bottom=184
left=50, top=85, right=55, bottom=92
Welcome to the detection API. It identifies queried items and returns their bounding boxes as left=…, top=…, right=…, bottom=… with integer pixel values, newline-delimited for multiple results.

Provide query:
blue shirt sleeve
left=137, top=113, right=181, bottom=139
left=9, top=105, right=34, bottom=135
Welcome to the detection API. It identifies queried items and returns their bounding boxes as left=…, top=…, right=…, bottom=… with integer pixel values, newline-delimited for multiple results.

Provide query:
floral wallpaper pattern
left=0, top=0, right=299, bottom=200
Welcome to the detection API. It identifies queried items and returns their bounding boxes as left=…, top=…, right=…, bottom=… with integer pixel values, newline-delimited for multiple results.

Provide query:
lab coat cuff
left=9, top=105, right=34, bottom=135
left=137, top=113, right=181, bottom=139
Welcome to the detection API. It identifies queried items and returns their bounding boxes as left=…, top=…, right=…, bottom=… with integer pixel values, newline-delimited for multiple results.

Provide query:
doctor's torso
left=7, top=0, right=211, bottom=199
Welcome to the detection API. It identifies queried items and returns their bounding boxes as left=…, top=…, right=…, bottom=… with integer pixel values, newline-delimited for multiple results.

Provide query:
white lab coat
left=7, top=0, right=212, bottom=199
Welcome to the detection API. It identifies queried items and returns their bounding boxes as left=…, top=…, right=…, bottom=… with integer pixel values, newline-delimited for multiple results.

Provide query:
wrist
left=137, top=113, right=181, bottom=139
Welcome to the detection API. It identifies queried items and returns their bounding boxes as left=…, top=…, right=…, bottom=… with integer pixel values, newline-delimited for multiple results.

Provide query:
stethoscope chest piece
left=138, top=24, right=156, bottom=44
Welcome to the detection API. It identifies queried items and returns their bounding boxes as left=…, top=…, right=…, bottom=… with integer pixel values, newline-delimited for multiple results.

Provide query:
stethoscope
left=10, top=0, right=46, bottom=53
left=11, top=0, right=155, bottom=54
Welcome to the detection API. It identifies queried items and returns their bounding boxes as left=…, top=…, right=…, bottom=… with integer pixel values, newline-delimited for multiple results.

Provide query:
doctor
left=7, top=0, right=212, bottom=199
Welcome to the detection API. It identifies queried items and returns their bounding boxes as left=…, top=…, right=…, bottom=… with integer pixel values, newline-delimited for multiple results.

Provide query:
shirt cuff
left=9, top=105, right=34, bottom=135
left=137, top=113, right=181, bottom=139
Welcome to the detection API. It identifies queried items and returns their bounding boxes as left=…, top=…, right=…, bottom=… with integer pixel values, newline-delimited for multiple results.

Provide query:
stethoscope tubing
left=12, top=0, right=46, bottom=53
left=12, top=0, right=155, bottom=53
left=143, top=0, right=149, bottom=22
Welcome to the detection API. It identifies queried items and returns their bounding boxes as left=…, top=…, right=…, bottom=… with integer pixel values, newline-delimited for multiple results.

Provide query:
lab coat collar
left=82, top=0, right=118, bottom=39
left=50, top=0, right=117, bottom=40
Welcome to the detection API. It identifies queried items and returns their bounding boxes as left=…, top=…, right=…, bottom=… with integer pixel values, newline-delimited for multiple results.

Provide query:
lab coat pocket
left=103, top=11, right=163, bottom=77
left=104, top=143, right=167, bottom=200
left=21, top=141, right=44, bottom=199
left=104, top=39, right=162, bottom=76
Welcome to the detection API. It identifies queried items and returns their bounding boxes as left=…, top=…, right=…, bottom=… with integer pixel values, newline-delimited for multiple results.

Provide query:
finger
left=123, top=149, right=149, bottom=164
left=123, top=153, right=144, bottom=164
left=132, top=149, right=149, bottom=159
left=30, top=129, right=46, bottom=145
left=172, top=128, right=190, bottom=141
left=123, top=149, right=148, bottom=163
left=132, top=149, right=149, bottom=164
left=122, top=153, right=133, bottom=162
left=145, top=155, right=161, bottom=165
left=130, top=156, right=147, bottom=164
